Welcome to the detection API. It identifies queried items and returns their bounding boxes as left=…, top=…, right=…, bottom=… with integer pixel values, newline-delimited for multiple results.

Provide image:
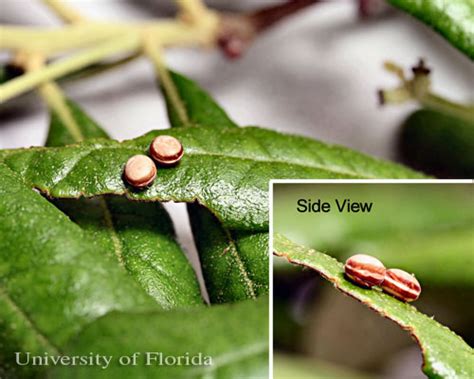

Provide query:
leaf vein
left=99, top=198, right=125, bottom=268
left=224, top=229, right=257, bottom=299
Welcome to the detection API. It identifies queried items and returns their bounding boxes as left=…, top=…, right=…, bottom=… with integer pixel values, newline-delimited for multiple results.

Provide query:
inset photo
left=271, top=181, right=473, bottom=379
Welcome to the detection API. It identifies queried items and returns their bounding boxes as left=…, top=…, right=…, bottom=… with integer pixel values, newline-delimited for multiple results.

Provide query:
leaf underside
left=388, top=0, right=474, bottom=59
left=54, top=197, right=203, bottom=308
left=0, top=163, right=158, bottom=378
left=273, top=234, right=474, bottom=379
left=188, top=203, right=269, bottom=302
left=51, top=296, right=269, bottom=379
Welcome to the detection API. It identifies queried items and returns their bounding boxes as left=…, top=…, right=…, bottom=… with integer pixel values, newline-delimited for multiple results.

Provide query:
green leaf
left=46, top=98, right=109, bottom=147
left=41, top=92, right=267, bottom=377
left=0, top=163, right=157, bottom=378
left=161, top=70, right=238, bottom=128
left=273, top=234, right=474, bottom=379
left=399, top=108, right=474, bottom=178
left=50, top=296, right=269, bottom=379
left=161, top=70, right=267, bottom=303
left=0, top=126, right=425, bottom=231
left=45, top=98, right=203, bottom=308
left=388, top=0, right=474, bottom=59
left=188, top=203, right=269, bottom=302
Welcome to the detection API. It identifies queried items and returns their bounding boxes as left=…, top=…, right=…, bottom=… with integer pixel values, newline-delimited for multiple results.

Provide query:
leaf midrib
left=224, top=229, right=257, bottom=299
left=98, top=198, right=125, bottom=268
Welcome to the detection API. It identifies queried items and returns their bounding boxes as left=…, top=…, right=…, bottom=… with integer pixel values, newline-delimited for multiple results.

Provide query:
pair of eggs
left=124, top=135, right=184, bottom=188
left=345, top=254, right=421, bottom=302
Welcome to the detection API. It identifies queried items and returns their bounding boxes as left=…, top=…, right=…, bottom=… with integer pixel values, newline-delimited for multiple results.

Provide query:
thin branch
left=217, top=0, right=319, bottom=58
left=0, top=24, right=132, bottom=55
left=0, top=19, right=218, bottom=102
left=0, top=0, right=317, bottom=101
left=421, top=93, right=474, bottom=122
left=60, top=54, right=141, bottom=82
left=24, top=0, right=84, bottom=142
left=42, top=0, right=85, bottom=23
left=358, top=0, right=392, bottom=19
left=39, top=81, right=85, bottom=141
left=249, top=0, right=319, bottom=31
left=0, top=34, right=140, bottom=102
left=175, top=0, right=210, bottom=24
left=142, top=34, right=189, bottom=125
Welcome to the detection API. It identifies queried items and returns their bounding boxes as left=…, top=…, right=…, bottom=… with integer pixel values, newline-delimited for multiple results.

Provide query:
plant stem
left=40, top=82, right=85, bottom=141
left=61, top=54, right=141, bottom=82
left=144, top=19, right=218, bottom=47
left=0, top=16, right=218, bottom=101
left=24, top=54, right=84, bottom=142
left=0, top=24, right=132, bottom=55
left=421, top=93, right=474, bottom=122
left=31, top=0, right=83, bottom=141
left=249, top=0, right=319, bottom=32
left=143, top=35, right=189, bottom=125
left=0, top=34, right=140, bottom=103
left=42, top=0, right=85, bottom=23
left=217, top=0, right=318, bottom=58
left=0, top=13, right=220, bottom=56
left=175, top=0, right=210, bottom=23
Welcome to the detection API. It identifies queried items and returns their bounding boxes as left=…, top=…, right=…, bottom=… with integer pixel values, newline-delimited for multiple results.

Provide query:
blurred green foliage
left=273, top=183, right=474, bottom=287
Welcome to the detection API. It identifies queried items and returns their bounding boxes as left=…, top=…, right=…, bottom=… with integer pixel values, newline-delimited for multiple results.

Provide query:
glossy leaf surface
left=0, top=126, right=425, bottom=231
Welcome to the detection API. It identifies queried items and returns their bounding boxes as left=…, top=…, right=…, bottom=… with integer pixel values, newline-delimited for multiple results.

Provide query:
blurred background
left=1, top=0, right=473, bottom=155
left=273, top=183, right=474, bottom=378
